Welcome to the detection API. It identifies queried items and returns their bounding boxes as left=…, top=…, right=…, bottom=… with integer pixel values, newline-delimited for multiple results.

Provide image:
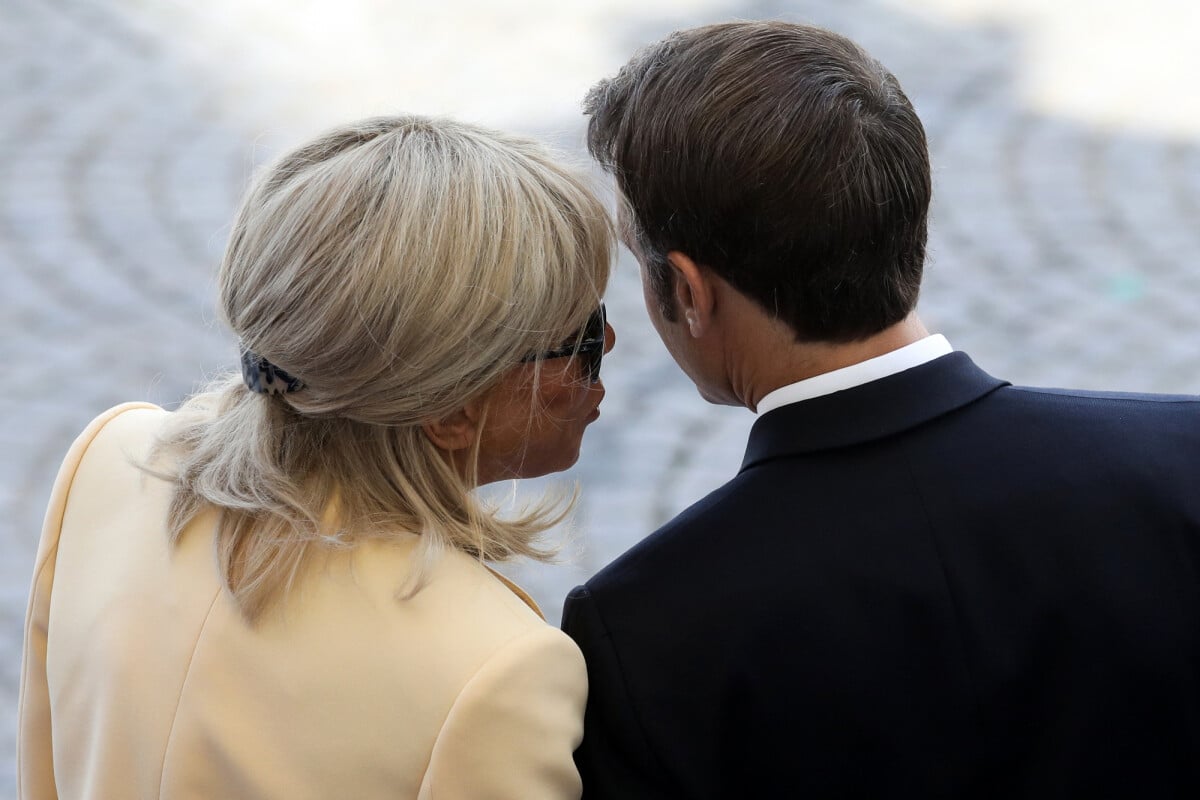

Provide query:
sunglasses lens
left=587, top=350, right=601, bottom=383
left=586, top=305, right=606, bottom=382
left=520, top=304, right=606, bottom=380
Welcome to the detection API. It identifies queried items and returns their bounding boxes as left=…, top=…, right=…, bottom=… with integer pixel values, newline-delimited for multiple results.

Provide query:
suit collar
left=756, top=334, right=953, bottom=414
left=740, top=352, right=1008, bottom=471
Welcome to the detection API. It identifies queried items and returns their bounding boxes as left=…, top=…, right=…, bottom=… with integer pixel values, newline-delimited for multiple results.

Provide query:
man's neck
left=733, top=314, right=930, bottom=410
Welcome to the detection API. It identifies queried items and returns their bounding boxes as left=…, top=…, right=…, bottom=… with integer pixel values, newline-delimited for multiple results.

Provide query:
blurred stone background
left=2, top=0, right=1197, bottom=793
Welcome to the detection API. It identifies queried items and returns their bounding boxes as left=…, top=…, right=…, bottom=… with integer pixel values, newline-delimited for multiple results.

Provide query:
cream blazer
left=18, top=403, right=587, bottom=799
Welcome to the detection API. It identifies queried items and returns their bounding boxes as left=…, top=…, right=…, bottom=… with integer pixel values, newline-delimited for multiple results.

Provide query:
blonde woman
left=18, top=115, right=614, bottom=799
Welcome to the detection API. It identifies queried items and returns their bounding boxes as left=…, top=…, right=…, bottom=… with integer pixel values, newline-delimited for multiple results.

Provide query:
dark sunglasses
left=520, top=304, right=607, bottom=383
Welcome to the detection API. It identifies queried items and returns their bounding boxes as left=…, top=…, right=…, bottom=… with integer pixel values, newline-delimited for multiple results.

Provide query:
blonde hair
left=157, top=115, right=612, bottom=620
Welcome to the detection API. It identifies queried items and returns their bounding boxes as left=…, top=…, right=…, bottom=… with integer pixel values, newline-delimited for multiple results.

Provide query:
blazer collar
left=486, top=566, right=545, bottom=620
left=740, top=352, right=1009, bottom=471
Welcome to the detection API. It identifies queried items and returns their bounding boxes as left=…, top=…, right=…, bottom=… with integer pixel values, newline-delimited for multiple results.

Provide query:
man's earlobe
left=421, top=408, right=477, bottom=452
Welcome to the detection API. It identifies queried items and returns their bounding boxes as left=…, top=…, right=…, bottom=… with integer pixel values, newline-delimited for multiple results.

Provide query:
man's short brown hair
left=586, top=21, right=930, bottom=342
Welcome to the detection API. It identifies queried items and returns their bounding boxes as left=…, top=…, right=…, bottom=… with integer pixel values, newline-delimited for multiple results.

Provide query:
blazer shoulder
left=355, top=544, right=561, bottom=671
left=420, top=624, right=586, bottom=799
left=435, top=548, right=551, bottom=627
left=61, top=402, right=165, bottom=473
left=37, top=403, right=164, bottom=560
left=440, top=623, right=585, bottom=704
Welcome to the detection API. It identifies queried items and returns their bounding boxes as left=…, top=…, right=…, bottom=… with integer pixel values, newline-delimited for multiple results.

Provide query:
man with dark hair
left=562, top=20, right=1200, bottom=799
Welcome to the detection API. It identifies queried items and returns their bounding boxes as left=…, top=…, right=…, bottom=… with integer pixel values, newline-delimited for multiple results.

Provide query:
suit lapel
left=741, top=352, right=1008, bottom=470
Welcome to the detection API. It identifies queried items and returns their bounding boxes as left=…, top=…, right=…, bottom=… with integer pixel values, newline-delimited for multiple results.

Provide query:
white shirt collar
left=755, top=334, right=953, bottom=415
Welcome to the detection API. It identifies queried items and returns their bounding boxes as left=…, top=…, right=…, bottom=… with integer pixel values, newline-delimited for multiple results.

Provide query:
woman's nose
left=603, top=321, right=616, bottom=355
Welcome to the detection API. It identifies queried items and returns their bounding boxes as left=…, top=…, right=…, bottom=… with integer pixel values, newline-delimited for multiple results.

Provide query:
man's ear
left=666, top=251, right=715, bottom=337
left=421, top=400, right=483, bottom=452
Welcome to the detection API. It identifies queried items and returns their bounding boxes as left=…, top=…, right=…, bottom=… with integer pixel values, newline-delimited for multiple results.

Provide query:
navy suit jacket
left=563, top=352, right=1200, bottom=799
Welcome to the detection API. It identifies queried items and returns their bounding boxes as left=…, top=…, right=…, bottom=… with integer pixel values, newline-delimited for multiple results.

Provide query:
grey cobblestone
left=2, top=0, right=1198, bottom=795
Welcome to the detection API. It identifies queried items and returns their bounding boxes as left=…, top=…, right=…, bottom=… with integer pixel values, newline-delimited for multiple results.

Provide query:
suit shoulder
left=984, top=384, right=1200, bottom=441
left=997, top=383, right=1200, bottom=409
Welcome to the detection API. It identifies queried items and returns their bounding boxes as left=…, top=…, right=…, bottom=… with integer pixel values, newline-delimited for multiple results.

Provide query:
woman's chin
left=478, top=450, right=583, bottom=485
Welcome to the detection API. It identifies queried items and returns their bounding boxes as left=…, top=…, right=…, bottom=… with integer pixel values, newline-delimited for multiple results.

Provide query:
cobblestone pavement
left=2, top=0, right=1198, bottom=793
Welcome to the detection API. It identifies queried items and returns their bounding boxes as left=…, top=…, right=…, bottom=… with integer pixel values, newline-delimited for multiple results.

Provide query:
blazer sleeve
left=18, top=402, right=157, bottom=800
left=418, top=625, right=588, bottom=800
left=562, top=585, right=668, bottom=800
